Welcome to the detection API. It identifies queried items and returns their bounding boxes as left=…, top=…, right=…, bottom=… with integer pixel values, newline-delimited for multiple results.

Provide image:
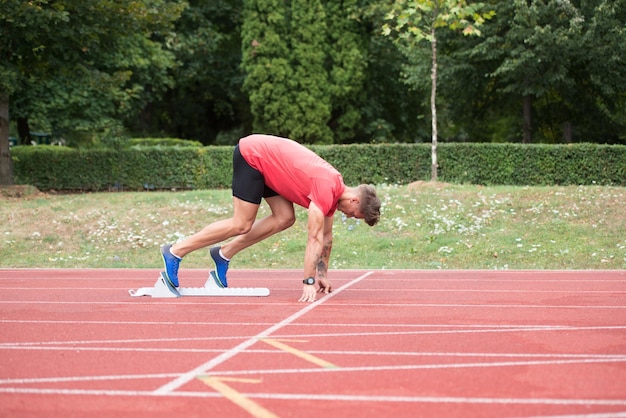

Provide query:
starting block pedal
left=128, top=271, right=270, bottom=298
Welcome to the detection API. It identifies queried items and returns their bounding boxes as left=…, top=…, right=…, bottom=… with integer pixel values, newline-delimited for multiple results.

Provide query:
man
left=160, top=134, right=381, bottom=302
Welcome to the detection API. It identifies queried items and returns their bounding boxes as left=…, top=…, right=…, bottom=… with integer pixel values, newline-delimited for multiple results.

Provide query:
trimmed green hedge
left=127, top=137, right=203, bottom=147
left=437, top=143, right=625, bottom=186
left=12, top=146, right=232, bottom=191
left=11, top=142, right=625, bottom=191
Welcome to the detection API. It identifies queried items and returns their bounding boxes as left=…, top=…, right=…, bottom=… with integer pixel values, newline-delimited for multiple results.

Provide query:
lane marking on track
left=318, top=303, right=626, bottom=309
left=3, top=287, right=626, bottom=294
left=261, top=338, right=338, bottom=369
left=205, top=357, right=626, bottom=377
left=518, top=412, right=626, bottom=418
left=2, top=300, right=625, bottom=308
left=197, top=376, right=279, bottom=418
left=1, top=319, right=624, bottom=329
left=1, top=355, right=625, bottom=386
left=1, top=386, right=626, bottom=407
left=1, top=325, right=624, bottom=349
left=152, top=271, right=374, bottom=395
left=267, top=325, right=626, bottom=339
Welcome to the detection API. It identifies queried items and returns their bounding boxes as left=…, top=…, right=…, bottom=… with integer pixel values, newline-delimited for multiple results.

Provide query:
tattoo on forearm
left=316, top=258, right=326, bottom=277
left=321, top=241, right=332, bottom=259
left=316, top=241, right=332, bottom=278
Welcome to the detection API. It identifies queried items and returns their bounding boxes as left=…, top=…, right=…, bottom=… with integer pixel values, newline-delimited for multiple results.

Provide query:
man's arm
left=316, top=216, right=334, bottom=294
left=299, top=202, right=326, bottom=302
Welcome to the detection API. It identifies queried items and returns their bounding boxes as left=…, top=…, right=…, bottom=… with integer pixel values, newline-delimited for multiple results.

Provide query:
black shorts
left=232, top=145, right=279, bottom=204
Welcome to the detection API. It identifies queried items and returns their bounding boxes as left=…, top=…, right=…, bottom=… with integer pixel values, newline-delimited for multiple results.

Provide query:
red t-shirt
left=239, top=134, right=345, bottom=216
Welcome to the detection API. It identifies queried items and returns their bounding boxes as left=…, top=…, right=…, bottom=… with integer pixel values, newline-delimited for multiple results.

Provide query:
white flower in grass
left=438, top=246, right=453, bottom=254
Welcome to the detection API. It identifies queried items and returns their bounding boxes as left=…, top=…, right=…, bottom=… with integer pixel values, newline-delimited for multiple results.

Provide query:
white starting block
left=129, top=272, right=270, bottom=298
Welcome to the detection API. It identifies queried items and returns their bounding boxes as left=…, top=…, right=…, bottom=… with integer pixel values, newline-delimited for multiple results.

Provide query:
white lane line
left=0, top=387, right=625, bottom=407
left=1, top=344, right=624, bottom=360
left=351, top=289, right=626, bottom=294
left=0, top=319, right=281, bottom=326
left=0, top=300, right=295, bottom=306
left=251, top=393, right=626, bottom=406
left=324, top=303, right=626, bottom=309
left=152, top=271, right=375, bottom=395
left=0, top=335, right=261, bottom=347
left=1, top=325, right=623, bottom=348
left=0, top=346, right=229, bottom=353
left=2, top=287, right=625, bottom=294
left=1, top=301, right=624, bottom=308
left=192, top=357, right=626, bottom=377
left=0, top=320, right=622, bottom=328
left=0, top=372, right=182, bottom=385
left=517, top=412, right=626, bottom=418
left=268, top=325, right=626, bottom=339
left=2, top=355, right=625, bottom=386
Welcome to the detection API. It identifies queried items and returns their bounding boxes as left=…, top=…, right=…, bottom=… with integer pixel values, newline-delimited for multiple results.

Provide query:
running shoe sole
left=160, top=271, right=181, bottom=296
left=210, top=270, right=227, bottom=288
left=160, top=245, right=180, bottom=287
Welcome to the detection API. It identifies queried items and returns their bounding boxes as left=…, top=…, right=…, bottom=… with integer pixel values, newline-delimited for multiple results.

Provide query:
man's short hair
left=358, top=184, right=381, bottom=226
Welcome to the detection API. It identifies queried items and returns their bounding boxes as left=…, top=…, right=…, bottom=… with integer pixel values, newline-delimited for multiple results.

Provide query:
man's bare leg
left=220, top=195, right=295, bottom=259
left=171, top=197, right=260, bottom=258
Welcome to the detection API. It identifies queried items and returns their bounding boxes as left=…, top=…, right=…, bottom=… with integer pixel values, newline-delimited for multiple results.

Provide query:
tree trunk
left=522, top=94, right=532, bottom=143
left=17, top=117, right=31, bottom=144
left=430, top=26, right=438, bottom=182
left=0, top=96, right=13, bottom=186
left=563, top=121, right=573, bottom=143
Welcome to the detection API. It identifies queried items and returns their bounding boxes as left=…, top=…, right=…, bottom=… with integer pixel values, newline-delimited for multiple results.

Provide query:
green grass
left=1, top=183, right=624, bottom=270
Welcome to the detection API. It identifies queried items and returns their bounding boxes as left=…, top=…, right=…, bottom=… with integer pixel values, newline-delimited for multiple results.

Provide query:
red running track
left=0, top=268, right=625, bottom=418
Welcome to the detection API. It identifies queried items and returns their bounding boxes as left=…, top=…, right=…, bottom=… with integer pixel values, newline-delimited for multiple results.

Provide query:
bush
left=127, top=138, right=203, bottom=147
left=438, top=143, right=625, bottom=186
left=11, top=145, right=232, bottom=191
left=11, top=142, right=626, bottom=191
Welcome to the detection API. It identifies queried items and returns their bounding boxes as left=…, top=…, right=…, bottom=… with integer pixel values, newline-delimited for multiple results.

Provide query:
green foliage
left=2, top=0, right=626, bottom=148
left=241, top=0, right=293, bottom=137
left=466, top=0, right=626, bottom=143
left=242, top=0, right=380, bottom=144
left=383, top=0, right=494, bottom=41
left=324, top=0, right=368, bottom=143
left=288, top=0, right=333, bottom=143
left=311, top=143, right=429, bottom=185
left=1, top=0, right=185, bottom=140
left=490, top=0, right=582, bottom=97
left=241, top=0, right=335, bottom=143
left=134, top=0, right=248, bottom=143
left=438, top=143, right=626, bottom=186
left=11, top=145, right=233, bottom=191
left=11, top=143, right=626, bottom=191
left=128, top=138, right=203, bottom=147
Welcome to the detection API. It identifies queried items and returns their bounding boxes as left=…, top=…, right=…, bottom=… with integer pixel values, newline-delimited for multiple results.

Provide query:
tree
left=288, top=0, right=333, bottom=143
left=0, top=97, right=10, bottom=185
left=383, top=0, right=494, bottom=181
left=572, top=0, right=626, bottom=143
left=132, top=0, right=249, bottom=144
left=465, top=0, right=626, bottom=144
left=241, top=0, right=292, bottom=138
left=487, top=0, right=583, bottom=143
left=325, top=0, right=368, bottom=143
left=0, top=0, right=183, bottom=185
left=242, top=0, right=332, bottom=143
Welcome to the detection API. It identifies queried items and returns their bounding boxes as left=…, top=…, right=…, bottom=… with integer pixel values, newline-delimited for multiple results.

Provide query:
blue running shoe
left=210, top=246, right=229, bottom=288
left=161, top=244, right=181, bottom=287
left=160, top=272, right=181, bottom=297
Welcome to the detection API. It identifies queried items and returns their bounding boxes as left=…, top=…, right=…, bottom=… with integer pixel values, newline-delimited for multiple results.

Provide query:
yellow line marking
left=262, top=338, right=338, bottom=369
left=197, top=376, right=279, bottom=418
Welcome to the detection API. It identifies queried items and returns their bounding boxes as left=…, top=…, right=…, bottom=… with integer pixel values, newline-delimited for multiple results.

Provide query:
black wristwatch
left=303, top=277, right=315, bottom=285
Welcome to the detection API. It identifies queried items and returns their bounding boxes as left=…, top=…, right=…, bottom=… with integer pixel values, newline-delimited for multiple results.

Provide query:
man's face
left=338, top=197, right=364, bottom=219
